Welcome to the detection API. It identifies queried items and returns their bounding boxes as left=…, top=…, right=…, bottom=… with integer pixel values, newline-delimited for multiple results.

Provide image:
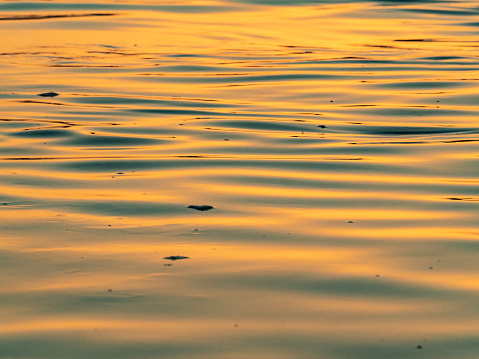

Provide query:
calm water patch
left=0, top=0, right=479, bottom=358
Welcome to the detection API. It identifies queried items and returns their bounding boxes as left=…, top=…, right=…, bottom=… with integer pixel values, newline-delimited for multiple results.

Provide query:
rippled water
left=1, top=0, right=479, bottom=358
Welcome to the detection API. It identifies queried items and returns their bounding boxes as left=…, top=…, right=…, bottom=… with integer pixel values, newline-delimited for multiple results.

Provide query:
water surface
left=1, top=0, right=479, bottom=358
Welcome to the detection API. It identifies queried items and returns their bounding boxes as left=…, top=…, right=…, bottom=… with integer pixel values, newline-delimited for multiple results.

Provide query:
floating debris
left=317, top=125, right=328, bottom=128
left=37, top=92, right=59, bottom=97
left=188, top=205, right=214, bottom=211
left=163, top=255, right=189, bottom=261
left=416, top=339, right=427, bottom=349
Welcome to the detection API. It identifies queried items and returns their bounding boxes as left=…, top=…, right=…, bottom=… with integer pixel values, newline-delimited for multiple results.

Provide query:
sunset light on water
left=1, top=0, right=479, bottom=358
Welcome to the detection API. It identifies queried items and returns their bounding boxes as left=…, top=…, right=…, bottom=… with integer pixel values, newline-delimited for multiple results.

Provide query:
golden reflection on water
left=1, top=0, right=479, bottom=358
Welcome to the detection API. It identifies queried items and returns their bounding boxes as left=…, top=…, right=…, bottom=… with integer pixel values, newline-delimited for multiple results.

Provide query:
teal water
left=1, top=1, right=479, bottom=358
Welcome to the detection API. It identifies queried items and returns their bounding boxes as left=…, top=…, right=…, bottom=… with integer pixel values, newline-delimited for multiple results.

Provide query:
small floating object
left=188, top=205, right=214, bottom=211
left=317, top=125, right=327, bottom=128
left=163, top=255, right=189, bottom=261
left=37, top=92, right=59, bottom=97
left=416, top=339, right=427, bottom=349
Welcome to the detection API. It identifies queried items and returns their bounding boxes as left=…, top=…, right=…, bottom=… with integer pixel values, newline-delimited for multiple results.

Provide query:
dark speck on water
left=37, top=92, right=59, bottom=97
left=164, top=256, right=189, bottom=261
left=188, top=205, right=214, bottom=211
